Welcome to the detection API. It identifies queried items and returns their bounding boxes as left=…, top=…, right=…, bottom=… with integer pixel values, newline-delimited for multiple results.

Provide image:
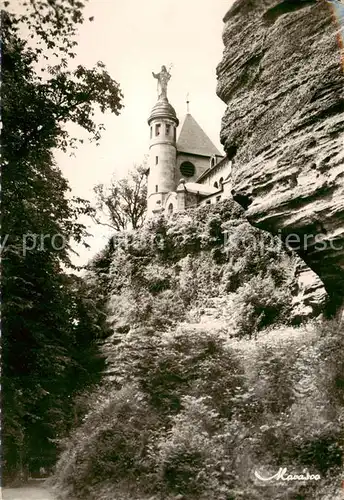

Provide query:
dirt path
left=2, top=484, right=56, bottom=500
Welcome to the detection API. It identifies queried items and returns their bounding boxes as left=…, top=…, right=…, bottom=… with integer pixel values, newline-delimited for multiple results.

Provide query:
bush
left=229, top=274, right=293, bottom=338
left=155, top=396, right=235, bottom=499
left=50, top=385, right=161, bottom=500
left=53, top=321, right=344, bottom=500
left=53, top=327, right=245, bottom=500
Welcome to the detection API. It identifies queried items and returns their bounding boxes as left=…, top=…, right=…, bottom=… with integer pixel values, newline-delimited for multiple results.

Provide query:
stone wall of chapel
left=175, top=153, right=210, bottom=184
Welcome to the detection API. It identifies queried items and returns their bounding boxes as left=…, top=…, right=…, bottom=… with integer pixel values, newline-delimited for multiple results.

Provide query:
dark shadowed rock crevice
left=217, top=0, right=344, bottom=314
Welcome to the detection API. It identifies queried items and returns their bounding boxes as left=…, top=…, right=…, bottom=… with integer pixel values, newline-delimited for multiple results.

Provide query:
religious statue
left=152, top=65, right=171, bottom=100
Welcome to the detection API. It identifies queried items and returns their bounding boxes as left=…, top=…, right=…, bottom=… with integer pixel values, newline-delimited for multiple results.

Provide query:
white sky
left=54, top=0, right=234, bottom=265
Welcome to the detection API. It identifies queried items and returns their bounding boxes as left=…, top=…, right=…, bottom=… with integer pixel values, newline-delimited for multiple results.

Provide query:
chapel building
left=146, top=66, right=232, bottom=216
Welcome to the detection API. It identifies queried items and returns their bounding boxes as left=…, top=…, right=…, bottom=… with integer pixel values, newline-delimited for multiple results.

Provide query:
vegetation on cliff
left=51, top=201, right=344, bottom=500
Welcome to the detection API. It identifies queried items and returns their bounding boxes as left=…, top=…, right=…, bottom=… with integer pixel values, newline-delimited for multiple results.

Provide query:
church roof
left=176, top=113, right=222, bottom=157
left=177, top=181, right=218, bottom=196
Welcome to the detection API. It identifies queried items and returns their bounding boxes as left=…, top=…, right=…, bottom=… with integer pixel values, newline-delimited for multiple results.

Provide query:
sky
left=54, top=0, right=235, bottom=265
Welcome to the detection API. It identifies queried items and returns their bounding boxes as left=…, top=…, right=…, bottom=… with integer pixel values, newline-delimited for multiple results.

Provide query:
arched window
left=180, top=161, right=195, bottom=178
left=168, top=203, right=174, bottom=215
left=155, top=123, right=161, bottom=136
left=213, top=181, right=218, bottom=189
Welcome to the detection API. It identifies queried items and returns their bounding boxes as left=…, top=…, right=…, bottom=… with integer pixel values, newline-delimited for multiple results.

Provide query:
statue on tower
left=152, top=65, right=171, bottom=100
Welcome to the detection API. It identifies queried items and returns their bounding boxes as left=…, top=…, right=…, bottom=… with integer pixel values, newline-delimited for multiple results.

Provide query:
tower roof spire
left=186, top=92, right=190, bottom=114
left=177, top=114, right=222, bottom=156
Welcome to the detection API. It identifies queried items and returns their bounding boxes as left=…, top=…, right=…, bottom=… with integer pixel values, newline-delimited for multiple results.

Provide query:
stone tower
left=147, top=66, right=179, bottom=214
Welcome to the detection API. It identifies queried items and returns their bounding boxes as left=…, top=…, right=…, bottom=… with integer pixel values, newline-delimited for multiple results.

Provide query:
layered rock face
left=217, top=0, right=344, bottom=314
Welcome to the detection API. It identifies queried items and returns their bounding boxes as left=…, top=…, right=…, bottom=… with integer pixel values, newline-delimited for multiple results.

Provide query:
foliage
left=2, top=271, right=106, bottom=482
left=2, top=0, right=123, bottom=483
left=97, top=199, right=295, bottom=336
left=51, top=200, right=340, bottom=499
left=49, top=385, right=160, bottom=500
left=37, top=177, right=338, bottom=500
left=52, top=321, right=344, bottom=500
left=230, top=274, right=293, bottom=338
left=93, top=165, right=148, bottom=231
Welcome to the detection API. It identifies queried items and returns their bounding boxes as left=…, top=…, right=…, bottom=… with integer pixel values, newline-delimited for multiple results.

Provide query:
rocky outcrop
left=291, top=261, right=327, bottom=322
left=216, top=0, right=344, bottom=314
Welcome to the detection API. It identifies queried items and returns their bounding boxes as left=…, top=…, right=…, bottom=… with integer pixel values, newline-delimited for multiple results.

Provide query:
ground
left=2, top=484, right=55, bottom=500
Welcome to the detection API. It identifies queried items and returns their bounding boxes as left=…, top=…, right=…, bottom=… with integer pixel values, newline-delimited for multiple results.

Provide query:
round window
left=180, top=161, right=195, bottom=178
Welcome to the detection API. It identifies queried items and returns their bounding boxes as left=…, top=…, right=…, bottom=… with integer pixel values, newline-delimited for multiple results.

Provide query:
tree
left=93, top=165, right=147, bottom=231
left=2, top=0, right=123, bottom=483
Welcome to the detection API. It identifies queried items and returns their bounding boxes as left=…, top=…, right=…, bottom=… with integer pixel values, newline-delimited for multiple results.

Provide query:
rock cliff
left=216, top=0, right=344, bottom=314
